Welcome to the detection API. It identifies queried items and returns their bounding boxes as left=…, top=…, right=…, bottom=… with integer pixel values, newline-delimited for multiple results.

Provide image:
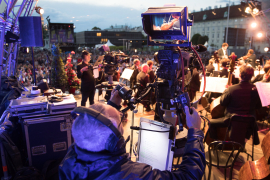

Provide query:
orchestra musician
left=130, top=59, right=141, bottom=90
left=147, top=60, right=155, bottom=83
left=206, top=59, right=215, bottom=75
left=136, top=64, right=152, bottom=112
left=242, top=49, right=256, bottom=68
left=160, top=13, right=180, bottom=31
left=208, top=65, right=261, bottom=145
left=217, top=43, right=229, bottom=59
left=251, top=64, right=270, bottom=84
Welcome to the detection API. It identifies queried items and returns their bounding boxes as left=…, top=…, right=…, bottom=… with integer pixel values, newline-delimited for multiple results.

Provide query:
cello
left=205, top=55, right=237, bottom=145
left=210, top=55, right=236, bottom=119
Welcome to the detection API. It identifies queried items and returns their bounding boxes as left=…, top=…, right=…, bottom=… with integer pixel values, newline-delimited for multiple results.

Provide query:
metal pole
left=7, top=43, right=13, bottom=76
left=0, top=22, right=6, bottom=87
left=225, top=0, right=231, bottom=43
left=129, top=110, right=135, bottom=159
left=31, top=47, right=36, bottom=85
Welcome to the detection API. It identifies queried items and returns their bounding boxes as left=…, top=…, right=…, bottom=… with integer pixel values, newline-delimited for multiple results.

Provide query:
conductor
left=77, top=50, right=96, bottom=106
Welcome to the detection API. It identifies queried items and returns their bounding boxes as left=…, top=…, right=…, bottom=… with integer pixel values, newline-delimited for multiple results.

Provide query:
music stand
left=120, top=68, right=134, bottom=84
left=137, top=117, right=174, bottom=171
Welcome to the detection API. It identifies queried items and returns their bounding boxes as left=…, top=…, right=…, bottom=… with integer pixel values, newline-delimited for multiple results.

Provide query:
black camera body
left=115, top=83, right=132, bottom=101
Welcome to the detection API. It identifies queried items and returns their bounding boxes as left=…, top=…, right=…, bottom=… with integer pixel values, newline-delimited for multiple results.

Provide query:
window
left=257, top=46, right=260, bottom=50
left=203, top=14, right=207, bottom=20
left=212, top=33, right=215, bottom=38
left=212, top=27, right=215, bottom=31
left=96, top=32, right=101, bottom=36
left=217, top=33, right=220, bottom=38
left=217, top=40, right=219, bottom=43
left=217, top=27, right=220, bottom=30
left=207, top=27, right=209, bottom=31
left=224, top=11, right=228, bottom=17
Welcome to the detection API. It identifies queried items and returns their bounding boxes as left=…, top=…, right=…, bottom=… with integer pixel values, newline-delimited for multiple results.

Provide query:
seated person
left=251, top=64, right=270, bottom=83
left=160, top=14, right=180, bottom=31
left=59, top=89, right=205, bottom=180
left=206, top=59, right=215, bottom=75
left=219, top=59, right=230, bottom=78
left=136, top=64, right=155, bottom=112
left=130, top=59, right=141, bottom=90
left=147, top=60, right=155, bottom=83
left=208, top=65, right=261, bottom=145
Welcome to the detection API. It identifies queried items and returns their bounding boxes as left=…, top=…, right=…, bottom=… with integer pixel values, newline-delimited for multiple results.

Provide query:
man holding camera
left=59, top=87, right=205, bottom=180
left=77, top=50, right=96, bottom=106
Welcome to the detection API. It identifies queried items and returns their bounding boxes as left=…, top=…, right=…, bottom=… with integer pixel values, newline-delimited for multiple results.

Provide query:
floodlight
left=253, top=8, right=259, bottom=15
left=245, top=7, right=251, bottom=13
left=264, top=47, right=269, bottom=52
left=251, top=22, right=257, bottom=28
left=35, top=6, right=44, bottom=15
left=257, top=32, right=263, bottom=38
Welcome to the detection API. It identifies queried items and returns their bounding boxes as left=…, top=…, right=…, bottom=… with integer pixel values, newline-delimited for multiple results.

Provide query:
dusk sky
left=34, top=0, right=241, bottom=32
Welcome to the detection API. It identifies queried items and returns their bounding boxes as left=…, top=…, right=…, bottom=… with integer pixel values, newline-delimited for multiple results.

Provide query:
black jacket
left=220, top=81, right=261, bottom=118
left=77, top=61, right=95, bottom=92
left=247, top=54, right=256, bottom=68
left=137, top=71, right=149, bottom=90
left=251, top=74, right=264, bottom=84
left=206, top=64, right=215, bottom=74
left=217, top=48, right=228, bottom=59
left=219, top=81, right=261, bottom=145
left=148, top=70, right=155, bottom=83
left=59, top=128, right=205, bottom=180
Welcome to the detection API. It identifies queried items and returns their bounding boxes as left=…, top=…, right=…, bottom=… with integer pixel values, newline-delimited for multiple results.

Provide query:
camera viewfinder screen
left=152, top=13, right=180, bottom=31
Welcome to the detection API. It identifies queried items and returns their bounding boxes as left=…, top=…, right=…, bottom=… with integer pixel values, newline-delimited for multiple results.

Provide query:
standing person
left=218, top=43, right=229, bottom=59
left=77, top=50, right=96, bottom=106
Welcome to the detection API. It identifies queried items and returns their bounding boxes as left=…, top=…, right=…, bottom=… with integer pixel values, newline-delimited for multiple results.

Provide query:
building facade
left=190, top=2, right=270, bottom=54
left=76, top=30, right=144, bottom=48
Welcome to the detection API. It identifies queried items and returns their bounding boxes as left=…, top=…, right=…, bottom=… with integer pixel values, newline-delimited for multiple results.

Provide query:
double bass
left=210, top=54, right=236, bottom=119
left=205, top=55, right=237, bottom=145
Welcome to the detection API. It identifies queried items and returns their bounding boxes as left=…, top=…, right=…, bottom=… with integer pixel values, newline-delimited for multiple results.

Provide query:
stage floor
left=74, top=91, right=268, bottom=180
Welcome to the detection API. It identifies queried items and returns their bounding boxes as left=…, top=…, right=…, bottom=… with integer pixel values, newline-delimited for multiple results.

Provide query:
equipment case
left=48, top=95, right=77, bottom=115
left=21, top=114, right=73, bottom=170
left=8, top=96, right=48, bottom=117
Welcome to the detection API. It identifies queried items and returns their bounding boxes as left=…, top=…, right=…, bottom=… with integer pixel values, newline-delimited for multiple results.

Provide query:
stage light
left=264, top=47, right=269, bottom=52
left=253, top=8, right=259, bottom=15
left=35, top=6, right=44, bottom=15
left=245, top=7, right=251, bottom=13
left=251, top=22, right=257, bottom=28
left=257, top=32, right=263, bottom=38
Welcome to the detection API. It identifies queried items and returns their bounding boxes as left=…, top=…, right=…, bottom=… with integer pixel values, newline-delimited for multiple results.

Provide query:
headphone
left=71, top=106, right=126, bottom=153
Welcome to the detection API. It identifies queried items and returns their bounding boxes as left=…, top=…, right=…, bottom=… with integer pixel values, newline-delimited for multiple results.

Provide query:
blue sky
left=34, top=0, right=241, bottom=32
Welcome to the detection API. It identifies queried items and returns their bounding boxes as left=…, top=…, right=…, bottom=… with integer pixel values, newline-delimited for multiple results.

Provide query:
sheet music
left=200, top=77, right=228, bottom=93
left=138, top=118, right=172, bottom=171
left=93, top=67, right=99, bottom=78
left=120, top=68, right=134, bottom=80
left=254, top=70, right=265, bottom=77
left=255, top=82, right=270, bottom=107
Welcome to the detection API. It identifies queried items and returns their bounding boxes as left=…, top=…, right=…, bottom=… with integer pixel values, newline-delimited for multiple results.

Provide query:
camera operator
left=77, top=50, right=96, bottom=106
left=130, top=59, right=141, bottom=90
left=59, top=88, right=205, bottom=180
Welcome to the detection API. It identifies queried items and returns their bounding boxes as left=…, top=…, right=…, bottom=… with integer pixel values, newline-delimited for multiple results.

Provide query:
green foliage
left=109, top=46, right=123, bottom=51
left=42, top=25, right=49, bottom=40
left=191, top=33, right=201, bottom=45
left=51, top=46, right=68, bottom=90
left=91, top=26, right=101, bottom=31
left=191, top=33, right=209, bottom=45
left=197, top=35, right=209, bottom=45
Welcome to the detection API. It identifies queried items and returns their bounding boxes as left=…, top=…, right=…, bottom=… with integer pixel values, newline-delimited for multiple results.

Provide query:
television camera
left=139, top=6, right=206, bottom=128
